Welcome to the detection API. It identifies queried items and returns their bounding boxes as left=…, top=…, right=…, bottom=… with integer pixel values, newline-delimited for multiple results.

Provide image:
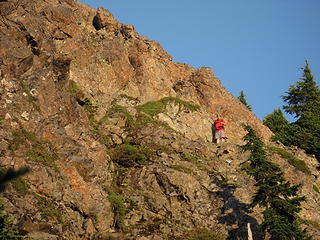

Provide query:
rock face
left=0, top=0, right=319, bottom=239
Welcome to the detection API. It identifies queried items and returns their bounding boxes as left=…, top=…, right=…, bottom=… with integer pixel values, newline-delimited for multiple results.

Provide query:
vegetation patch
left=133, top=113, right=173, bottom=131
left=110, top=143, right=152, bottom=168
left=136, top=97, right=200, bottom=117
left=68, top=80, right=81, bottom=95
left=180, top=152, right=212, bottom=172
left=11, top=177, right=29, bottom=196
left=9, top=128, right=58, bottom=167
left=170, top=164, right=193, bottom=175
left=268, top=146, right=311, bottom=175
left=104, top=104, right=134, bottom=127
left=34, top=194, right=63, bottom=223
left=313, top=184, right=320, bottom=193
left=0, top=203, right=26, bottom=239
left=107, top=190, right=127, bottom=230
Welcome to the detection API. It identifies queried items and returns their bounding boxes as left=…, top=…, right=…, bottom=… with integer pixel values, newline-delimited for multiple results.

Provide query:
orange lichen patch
left=63, top=166, right=90, bottom=202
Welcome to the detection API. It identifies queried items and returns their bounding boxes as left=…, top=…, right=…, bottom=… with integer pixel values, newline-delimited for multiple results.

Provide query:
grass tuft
left=136, top=97, right=200, bottom=117
left=268, top=146, right=311, bottom=175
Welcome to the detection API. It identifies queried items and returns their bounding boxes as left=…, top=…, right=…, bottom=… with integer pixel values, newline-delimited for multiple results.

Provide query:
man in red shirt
left=213, top=114, right=226, bottom=143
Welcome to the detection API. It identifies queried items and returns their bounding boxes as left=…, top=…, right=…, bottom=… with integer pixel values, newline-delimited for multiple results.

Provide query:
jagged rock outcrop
left=0, top=0, right=319, bottom=239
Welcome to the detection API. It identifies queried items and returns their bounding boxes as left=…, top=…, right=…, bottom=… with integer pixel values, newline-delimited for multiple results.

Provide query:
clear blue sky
left=79, top=0, right=320, bottom=121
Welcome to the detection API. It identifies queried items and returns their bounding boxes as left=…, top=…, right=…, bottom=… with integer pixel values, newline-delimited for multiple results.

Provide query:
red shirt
left=214, top=118, right=225, bottom=131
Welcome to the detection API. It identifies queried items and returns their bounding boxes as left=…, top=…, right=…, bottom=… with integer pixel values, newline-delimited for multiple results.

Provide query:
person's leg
left=220, top=130, right=225, bottom=142
left=215, top=131, right=221, bottom=143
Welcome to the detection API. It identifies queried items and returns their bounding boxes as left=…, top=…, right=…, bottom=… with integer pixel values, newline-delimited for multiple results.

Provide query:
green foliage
left=242, top=125, right=311, bottom=240
left=313, top=185, right=319, bottom=193
left=105, top=104, right=134, bottom=126
left=134, top=113, right=173, bottom=131
left=104, top=104, right=173, bottom=132
left=107, top=190, right=127, bottom=230
left=136, top=97, right=200, bottom=117
left=68, top=80, right=81, bottom=95
left=263, top=108, right=294, bottom=144
left=0, top=203, right=25, bottom=239
left=282, top=61, right=320, bottom=118
left=34, top=194, right=63, bottom=223
left=11, top=177, right=29, bottom=196
left=274, top=61, right=320, bottom=161
left=110, top=144, right=151, bottom=168
left=170, top=164, right=193, bottom=174
left=9, top=128, right=58, bottom=167
left=268, top=146, right=311, bottom=175
left=238, top=90, right=252, bottom=111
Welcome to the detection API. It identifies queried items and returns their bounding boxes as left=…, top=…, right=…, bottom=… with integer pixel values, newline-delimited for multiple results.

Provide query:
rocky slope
left=0, top=0, right=319, bottom=239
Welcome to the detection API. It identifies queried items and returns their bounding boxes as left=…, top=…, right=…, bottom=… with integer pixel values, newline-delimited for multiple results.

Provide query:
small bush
left=181, top=152, right=200, bottom=162
left=105, top=104, right=134, bottom=127
left=68, top=80, right=81, bottom=95
left=110, top=144, right=151, bottom=168
left=268, top=146, right=311, bottom=175
left=11, top=178, right=29, bottom=196
left=170, top=164, right=193, bottom=175
left=313, top=184, right=320, bottom=193
left=34, top=194, right=63, bottom=223
left=9, top=129, right=58, bottom=167
left=136, top=97, right=199, bottom=117
left=107, top=190, right=127, bottom=230
left=133, top=113, right=173, bottom=131
left=0, top=203, right=26, bottom=239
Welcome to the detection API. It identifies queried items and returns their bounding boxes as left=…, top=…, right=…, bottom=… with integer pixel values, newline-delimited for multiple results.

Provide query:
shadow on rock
left=213, top=176, right=262, bottom=240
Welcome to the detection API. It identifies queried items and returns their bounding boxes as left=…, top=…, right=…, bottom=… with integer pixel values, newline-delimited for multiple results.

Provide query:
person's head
left=216, top=114, right=221, bottom=119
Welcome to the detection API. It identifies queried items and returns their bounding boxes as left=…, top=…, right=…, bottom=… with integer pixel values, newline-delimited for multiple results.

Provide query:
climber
left=213, top=114, right=226, bottom=144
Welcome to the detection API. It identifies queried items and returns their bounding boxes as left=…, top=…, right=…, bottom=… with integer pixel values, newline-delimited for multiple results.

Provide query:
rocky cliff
left=0, top=0, right=319, bottom=239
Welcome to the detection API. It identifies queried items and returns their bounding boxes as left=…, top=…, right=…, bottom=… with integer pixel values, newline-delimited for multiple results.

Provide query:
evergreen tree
left=242, top=125, right=311, bottom=240
left=238, top=90, right=252, bottom=111
left=281, top=61, right=320, bottom=160
left=282, top=61, right=320, bottom=118
left=263, top=108, right=299, bottom=145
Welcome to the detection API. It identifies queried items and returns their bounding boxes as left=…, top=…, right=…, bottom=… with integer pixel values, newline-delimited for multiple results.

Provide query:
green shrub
left=68, top=80, right=81, bottom=95
left=107, top=190, right=127, bottom=230
left=313, top=184, right=320, bottom=193
left=268, top=146, right=311, bottom=175
left=11, top=178, right=29, bottom=196
left=136, top=97, right=199, bottom=117
left=180, top=152, right=199, bottom=161
left=110, top=144, right=151, bottom=168
left=0, top=203, right=26, bottom=239
left=170, top=164, right=193, bottom=175
left=105, top=104, right=134, bottom=127
left=9, top=129, right=58, bottom=167
left=34, top=194, right=63, bottom=223
left=133, top=113, right=173, bottom=131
